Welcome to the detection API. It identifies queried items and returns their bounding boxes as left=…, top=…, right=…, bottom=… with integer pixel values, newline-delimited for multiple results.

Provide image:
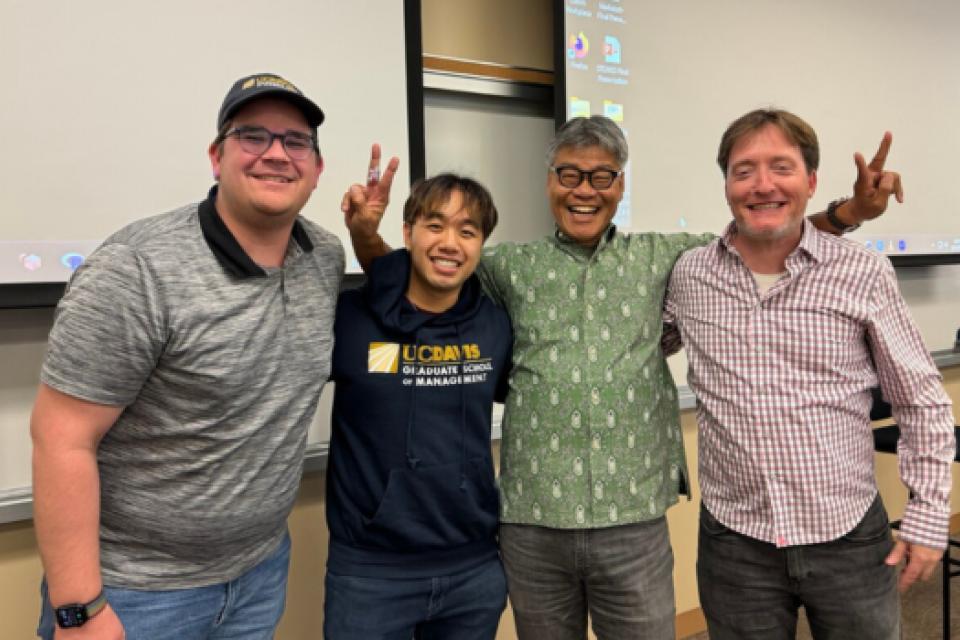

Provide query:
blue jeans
left=323, top=555, right=507, bottom=639
left=499, top=519, right=675, bottom=640
left=38, top=532, right=291, bottom=640
left=697, top=495, right=900, bottom=639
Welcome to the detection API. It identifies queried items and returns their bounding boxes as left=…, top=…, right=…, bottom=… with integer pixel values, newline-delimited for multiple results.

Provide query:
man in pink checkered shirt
left=664, top=108, right=955, bottom=639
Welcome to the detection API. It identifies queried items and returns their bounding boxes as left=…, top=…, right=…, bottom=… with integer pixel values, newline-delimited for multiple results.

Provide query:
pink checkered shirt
left=663, top=220, right=954, bottom=549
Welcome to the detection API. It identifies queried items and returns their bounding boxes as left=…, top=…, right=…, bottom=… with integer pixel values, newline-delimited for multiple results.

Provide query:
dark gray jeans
left=697, top=495, right=900, bottom=640
left=499, top=518, right=675, bottom=640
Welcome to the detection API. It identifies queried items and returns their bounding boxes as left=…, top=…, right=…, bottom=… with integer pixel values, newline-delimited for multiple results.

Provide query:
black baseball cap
left=217, top=73, right=325, bottom=130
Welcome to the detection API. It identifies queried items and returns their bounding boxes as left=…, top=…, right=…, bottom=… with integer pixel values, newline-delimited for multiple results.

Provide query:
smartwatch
left=825, top=197, right=860, bottom=233
left=54, top=590, right=107, bottom=628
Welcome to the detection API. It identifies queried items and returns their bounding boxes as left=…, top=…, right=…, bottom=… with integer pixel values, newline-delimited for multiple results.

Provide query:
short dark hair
left=717, top=108, right=819, bottom=175
left=403, top=173, right=499, bottom=239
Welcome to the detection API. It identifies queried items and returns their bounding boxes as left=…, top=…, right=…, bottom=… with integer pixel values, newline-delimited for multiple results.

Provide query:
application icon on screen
left=603, top=100, right=624, bottom=122
left=567, top=32, right=589, bottom=59
left=61, top=253, right=85, bottom=271
left=604, top=36, right=621, bottom=63
left=19, top=254, right=42, bottom=272
left=570, top=97, right=591, bottom=118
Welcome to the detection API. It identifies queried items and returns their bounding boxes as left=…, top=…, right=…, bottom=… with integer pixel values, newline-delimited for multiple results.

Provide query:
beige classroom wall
left=2, top=368, right=959, bottom=639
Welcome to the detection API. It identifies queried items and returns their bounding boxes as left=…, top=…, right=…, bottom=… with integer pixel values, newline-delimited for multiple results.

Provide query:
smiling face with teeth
left=208, top=97, right=323, bottom=232
left=725, top=123, right=817, bottom=251
left=547, top=145, right=625, bottom=248
left=403, top=188, right=484, bottom=313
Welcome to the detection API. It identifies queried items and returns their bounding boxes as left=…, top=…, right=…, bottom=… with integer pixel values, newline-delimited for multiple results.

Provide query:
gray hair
left=545, top=116, right=629, bottom=167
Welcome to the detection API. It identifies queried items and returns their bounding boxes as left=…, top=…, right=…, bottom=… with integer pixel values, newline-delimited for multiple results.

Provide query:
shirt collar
left=198, top=185, right=314, bottom=279
left=717, top=218, right=822, bottom=267
left=552, top=223, right=618, bottom=259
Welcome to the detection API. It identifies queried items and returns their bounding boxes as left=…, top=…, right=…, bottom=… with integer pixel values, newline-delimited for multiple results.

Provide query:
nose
left=261, top=136, right=289, bottom=161
left=437, top=227, right=460, bottom=252
left=572, top=175, right=598, bottom=197
left=751, top=167, right=775, bottom=193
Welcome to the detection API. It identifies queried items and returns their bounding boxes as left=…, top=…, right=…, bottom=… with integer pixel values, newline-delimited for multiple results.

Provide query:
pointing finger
left=868, top=132, right=893, bottom=172
left=853, top=152, right=870, bottom=190
left=378, top=156, right=400, bottom=194
left=367, top=143, right=382, bottom=186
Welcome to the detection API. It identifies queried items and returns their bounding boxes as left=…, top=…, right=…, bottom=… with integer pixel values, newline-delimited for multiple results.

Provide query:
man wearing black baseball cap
left=32, top=72, right=351, bottom=639
left=217, top=72, right=325, bottom=130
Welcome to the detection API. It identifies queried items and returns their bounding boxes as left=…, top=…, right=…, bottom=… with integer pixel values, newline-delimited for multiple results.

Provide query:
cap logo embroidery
left=250, top=75, right=300, bottom=94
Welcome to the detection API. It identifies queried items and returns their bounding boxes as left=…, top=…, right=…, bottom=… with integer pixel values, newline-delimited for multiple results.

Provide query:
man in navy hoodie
left=324, top=173, right=513, bottom=639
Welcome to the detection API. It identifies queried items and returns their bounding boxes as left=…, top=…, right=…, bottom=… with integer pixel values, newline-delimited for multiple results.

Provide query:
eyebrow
left=731, top=155, right=798, bottom=169
left=557, top=163, right=618, bottom=171
left=423, top=211, right=481, bottom=228
left=234, top=124, right=313, bottom=137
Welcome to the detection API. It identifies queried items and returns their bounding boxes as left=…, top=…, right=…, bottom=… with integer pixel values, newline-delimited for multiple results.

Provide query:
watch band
left=825, top=197, right=859, bottom=232
left=54, top=590, right=107, bottom=628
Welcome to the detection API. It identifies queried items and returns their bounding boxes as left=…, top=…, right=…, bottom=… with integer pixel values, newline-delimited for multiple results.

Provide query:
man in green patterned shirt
left=345, top=117, right=893, bottom=640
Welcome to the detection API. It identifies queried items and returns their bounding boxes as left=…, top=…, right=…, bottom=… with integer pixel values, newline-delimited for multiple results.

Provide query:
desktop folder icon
left=570, top=97, right=591, bottom=118
left=603, top=100, right=624, bottom=122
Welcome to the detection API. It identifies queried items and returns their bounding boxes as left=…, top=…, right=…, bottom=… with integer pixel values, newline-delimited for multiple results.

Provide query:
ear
left=310, top=155, right=324, bottom=190
left=208, top=141, right=222, bottom=181
left=807, top=169, right=817, bottom=197
left=403, top=222, right=413, bottom=250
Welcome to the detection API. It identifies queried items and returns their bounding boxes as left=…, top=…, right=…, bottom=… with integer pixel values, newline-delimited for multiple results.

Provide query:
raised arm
left=32, top=383, right=124, bottom=639
left=342, top=143, right=399, bottom=271
left=809, top=132, right=904, bottom=234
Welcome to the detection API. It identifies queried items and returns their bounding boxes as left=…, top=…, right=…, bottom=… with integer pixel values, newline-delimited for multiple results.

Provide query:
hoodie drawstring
left=405, top=329, right=421, bottom=469
left=456, top=323, right=468, bottom=491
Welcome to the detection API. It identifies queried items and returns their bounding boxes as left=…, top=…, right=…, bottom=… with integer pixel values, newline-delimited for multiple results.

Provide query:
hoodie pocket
left=359, top=457, right=498, bottom=550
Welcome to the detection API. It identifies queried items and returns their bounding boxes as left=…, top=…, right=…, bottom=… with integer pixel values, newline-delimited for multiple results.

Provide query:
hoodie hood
left=364, top=249, right=486, bottom=332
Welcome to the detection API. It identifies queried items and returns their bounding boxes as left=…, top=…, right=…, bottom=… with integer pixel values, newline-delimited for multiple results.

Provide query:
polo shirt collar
left=198, top=185, right=315, bottom=278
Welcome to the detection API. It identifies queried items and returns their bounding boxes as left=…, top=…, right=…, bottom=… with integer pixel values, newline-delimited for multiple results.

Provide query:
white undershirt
left=752, top=271, right=786, bottom=294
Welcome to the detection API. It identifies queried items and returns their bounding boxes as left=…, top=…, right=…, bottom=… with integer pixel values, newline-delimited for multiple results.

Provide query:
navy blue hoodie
left=325, top=249, right=513, bottom=578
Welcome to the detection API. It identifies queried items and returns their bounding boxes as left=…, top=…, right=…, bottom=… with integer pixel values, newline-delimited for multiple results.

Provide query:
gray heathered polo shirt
left=41, top=196, right=343, bottom=589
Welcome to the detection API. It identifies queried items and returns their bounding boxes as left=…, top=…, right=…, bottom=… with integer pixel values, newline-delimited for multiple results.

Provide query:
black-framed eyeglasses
left=551, top=165, right=622, bottom=190
left=223, top=126, right=318, bottom=160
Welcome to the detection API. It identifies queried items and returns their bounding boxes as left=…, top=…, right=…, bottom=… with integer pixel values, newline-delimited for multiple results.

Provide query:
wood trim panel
left=422, top=54, right=553, bottom=86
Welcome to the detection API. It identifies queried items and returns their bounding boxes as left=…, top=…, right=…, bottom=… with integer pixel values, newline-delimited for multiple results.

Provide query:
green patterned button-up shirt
left=478, top=226, right=712, bottom=528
